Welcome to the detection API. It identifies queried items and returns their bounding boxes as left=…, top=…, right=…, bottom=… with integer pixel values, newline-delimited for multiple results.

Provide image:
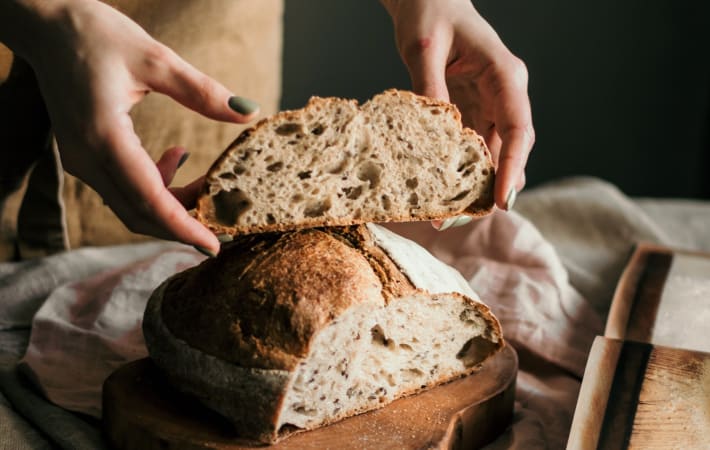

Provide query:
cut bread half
left=196, top=89, right=495, bottom=236
left=143, top=224, right=503, bottom=443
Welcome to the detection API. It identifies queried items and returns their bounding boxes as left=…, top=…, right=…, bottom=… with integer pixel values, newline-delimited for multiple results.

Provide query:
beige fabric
left=0, top=44, right=11, bottom=81
left=63, top=0, right=284, bottom=248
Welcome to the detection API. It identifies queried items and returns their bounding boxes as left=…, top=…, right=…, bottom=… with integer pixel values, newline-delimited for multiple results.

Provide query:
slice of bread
left=196, top=89, right=495, bottom=235
left=143, top=223, right=503, bottom=443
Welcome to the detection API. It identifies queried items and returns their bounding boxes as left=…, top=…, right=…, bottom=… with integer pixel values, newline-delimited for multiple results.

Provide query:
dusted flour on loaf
left=143, top=224, right=503, bottom=443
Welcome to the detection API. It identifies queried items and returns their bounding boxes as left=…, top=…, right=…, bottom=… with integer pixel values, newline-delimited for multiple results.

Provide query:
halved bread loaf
left=196, top=89, right=495, bottom=235
left=142, top=223, right=503, bottom=443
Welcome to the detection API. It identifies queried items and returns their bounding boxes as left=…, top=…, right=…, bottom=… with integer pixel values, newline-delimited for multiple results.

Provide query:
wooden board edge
left=604, top=242, right=671, bottom=340
left=567, top=337, right=622, bottom=450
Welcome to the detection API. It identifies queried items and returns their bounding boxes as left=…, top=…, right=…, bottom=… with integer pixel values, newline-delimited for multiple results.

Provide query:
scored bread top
left=196, top=89, right=495, bottom=236
left=157, top=224, right=502, bottom=372
left=159, top=225, right=416, bottom=371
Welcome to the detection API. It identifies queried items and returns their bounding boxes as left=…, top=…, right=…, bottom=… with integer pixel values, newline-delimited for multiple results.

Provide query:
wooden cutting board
left=605, top=242, right=710, bottom=354
left=568, top=337, right=710, bottom=450
left=568, top=242, right=710, bottom=449
left=103, top=344, right=517, bottom=450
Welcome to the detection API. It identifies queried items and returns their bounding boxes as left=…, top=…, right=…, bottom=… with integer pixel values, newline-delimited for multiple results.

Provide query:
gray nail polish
left=505, top=187, right=518, bottom=211
left=228, top=96, right=259, bottom=115
left=436, top=216, right=473, bottom=231
left=177, top=152, right=190, bottom=169
left=217, top=233, right=233, bottom=243
left=193, top=245, right=217, bottom=258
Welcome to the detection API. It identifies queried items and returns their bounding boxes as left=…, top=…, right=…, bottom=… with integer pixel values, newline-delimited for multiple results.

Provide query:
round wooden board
left=103, top=344, right=517, bottom=450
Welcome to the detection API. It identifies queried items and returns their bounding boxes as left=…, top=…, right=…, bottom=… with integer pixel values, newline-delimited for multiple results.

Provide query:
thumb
left=402, top=34, right=451, bottom=102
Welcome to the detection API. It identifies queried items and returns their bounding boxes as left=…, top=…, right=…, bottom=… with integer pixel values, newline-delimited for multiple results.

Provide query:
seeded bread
left=196, top=89, right=495, bottom=235
left=142, top=223, right=503, bottom=443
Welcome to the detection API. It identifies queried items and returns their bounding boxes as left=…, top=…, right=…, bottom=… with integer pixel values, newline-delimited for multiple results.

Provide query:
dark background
left=281, top=1, right=710, bottom=199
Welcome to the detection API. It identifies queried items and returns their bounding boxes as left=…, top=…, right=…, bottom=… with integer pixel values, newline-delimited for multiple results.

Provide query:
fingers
left=490, top=59, right=535, bottom=210
left=97, top=122, right=220, bottom=254
left=170, top=175, right=205, bottom=210
left=401, top=31, right=452, bottom=102
left=142, top=44, right=259, bottom=123
left=495, top=123, right=534, bottom=210
left=155, top=146, right=188, bottom=186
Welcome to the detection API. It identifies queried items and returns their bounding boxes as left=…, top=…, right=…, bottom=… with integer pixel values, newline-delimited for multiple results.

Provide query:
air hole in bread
left=342, top=185, right=363, bottom=200
left=311, top=124, right=325, bottom=135
left=275, top=123, right=302, bottom=136
left=239, top=148, right=261, bottom=161
left=212, top=189, right=252, bottom=225
left=399, top=343, right=413, bottom=351
left=381, top=195, right=392, bottom=211
left=356, top=162, right=381, bottom=188
left=408, top=193, right=419, bottom=207
left=430, top=108, right=442, bottom=115
left=292, top=194, right=304, bottom=203
left=405, top=177, right=418, bottom=189
left=446, top=190, right=471, bottom=203
left=467, top=148, right=481, bottom=162
left=456, top=336, right=499, bottom=368
left=328, top=158, right=348, bottom=175
left=304, top=200, right=331, bottom=218
left=234, top=165, right=247, bottom=175
left=266, top=162, right=283, bottom=172
left=370, top=325, right=394, bottom=348
left=266, top=213, right=276, bottom=225
left=298, top=171, right=312, bottom=180
left=218, top=172, right=236, bottom=181
left=482, top=169, right=489, bottom=176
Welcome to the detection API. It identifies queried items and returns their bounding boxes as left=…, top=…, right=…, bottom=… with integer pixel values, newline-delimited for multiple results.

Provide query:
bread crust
left=143, top=224, right=503, bottom=443
left=195, top=89, right=495, bottom=235
left=158, top=227, right=415, bottom=371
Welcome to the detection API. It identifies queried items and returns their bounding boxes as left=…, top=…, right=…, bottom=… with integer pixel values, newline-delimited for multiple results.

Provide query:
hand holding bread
left=381, top=0, right=535, bottom=210
left=196, top=90, right=495, bottom=236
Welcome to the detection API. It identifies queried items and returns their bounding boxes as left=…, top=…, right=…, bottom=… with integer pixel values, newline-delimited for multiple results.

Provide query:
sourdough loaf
left=143, top=223, right=503, bottom=443
left=196, top=89, right=495, bottom=236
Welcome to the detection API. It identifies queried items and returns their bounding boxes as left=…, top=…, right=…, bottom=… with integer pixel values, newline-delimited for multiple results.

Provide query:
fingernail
left=436, top=215, right=473, bottom=231
left=505, top=187, right=518, bottom=211
left=177, top=152, right=190, bottom=169
left=217, top=233, right=233, bottom=243
left=193, top=245, right=217, bottom=258
left=228, top=96, right=259, bottom=115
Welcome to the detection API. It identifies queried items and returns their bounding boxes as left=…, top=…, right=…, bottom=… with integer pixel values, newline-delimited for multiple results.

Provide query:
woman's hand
left=1, top=0, right=260, bottom=255
left=382, top=0, right=534, bottom=212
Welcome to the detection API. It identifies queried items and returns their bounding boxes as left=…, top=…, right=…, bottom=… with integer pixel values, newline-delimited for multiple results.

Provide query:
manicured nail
left=193, top=245, right=217, bottom=258
left=228, top=96, right=259, bottom=115
left=505, top=187, right=517, bottom=211
left=436, top=215, right=473, bottom=231
left=177, top=152, right=190, bottom=169
left=217, top=233, right=233, bottom=243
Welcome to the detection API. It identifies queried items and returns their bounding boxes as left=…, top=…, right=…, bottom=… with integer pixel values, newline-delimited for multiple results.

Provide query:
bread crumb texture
left=143, top=224, right=502, bottom=443
left=196, top=89, right=495, bottom=235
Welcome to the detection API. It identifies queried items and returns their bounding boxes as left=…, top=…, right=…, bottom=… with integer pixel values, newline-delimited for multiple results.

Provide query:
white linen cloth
left=6, top=177, right=710, bottom=449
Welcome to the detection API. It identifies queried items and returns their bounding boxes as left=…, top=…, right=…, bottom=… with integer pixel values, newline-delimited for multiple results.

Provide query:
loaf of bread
left=143, top=223, right=503, bottom=443
left=196, top=89, right=495, bottom=236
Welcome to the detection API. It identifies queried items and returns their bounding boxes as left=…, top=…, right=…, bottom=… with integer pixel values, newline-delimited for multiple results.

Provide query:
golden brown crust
left=148, top=223, right=504, bottom=444
left=160, top=225, right=418, bottom=371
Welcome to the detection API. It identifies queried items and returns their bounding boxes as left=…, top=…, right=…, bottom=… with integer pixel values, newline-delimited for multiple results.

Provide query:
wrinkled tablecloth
left=2, top=176, right=710, bottom=450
